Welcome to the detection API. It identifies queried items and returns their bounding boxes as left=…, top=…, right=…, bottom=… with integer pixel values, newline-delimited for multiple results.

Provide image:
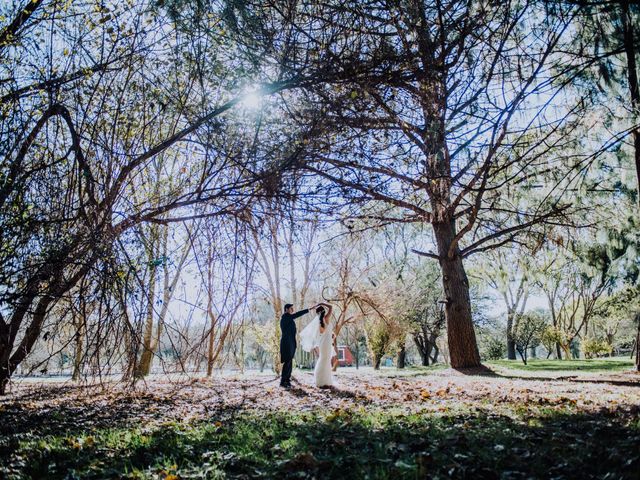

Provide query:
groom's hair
left=284, top=303, right=293, bottom=312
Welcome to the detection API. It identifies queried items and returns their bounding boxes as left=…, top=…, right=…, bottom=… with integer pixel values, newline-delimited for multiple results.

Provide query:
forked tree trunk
left=430, top=337, right=440, bottom=364
left=433, top=222, right=481, bottom=369
left=518, top=350, right=528, bottom=365
left=415, top=331, right=440, bottom=366
left=1, top=295, right=57, bottom=392
left=414, top=332, right=429, bottom=366
left=0, top=278, right=50, bottom=394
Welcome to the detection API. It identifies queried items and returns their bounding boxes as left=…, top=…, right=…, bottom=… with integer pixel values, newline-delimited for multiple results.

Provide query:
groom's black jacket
left=280, top=309, right=309, bottom=363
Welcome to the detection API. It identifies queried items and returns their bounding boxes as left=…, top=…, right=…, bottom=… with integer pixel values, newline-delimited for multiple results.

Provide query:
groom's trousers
left=281, top=359, right=293, bottom=386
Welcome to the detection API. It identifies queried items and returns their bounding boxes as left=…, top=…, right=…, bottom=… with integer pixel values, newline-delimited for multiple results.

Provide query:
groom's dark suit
left=280, top=308, right=309, bottom=387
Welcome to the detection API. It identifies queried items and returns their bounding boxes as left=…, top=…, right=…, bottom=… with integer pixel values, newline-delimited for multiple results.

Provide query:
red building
left=336, top=345, right=354, bottom=367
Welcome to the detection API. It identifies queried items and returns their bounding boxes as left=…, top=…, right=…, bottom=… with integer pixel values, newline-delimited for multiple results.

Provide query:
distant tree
left=475, top=246, right=535, bottom=360
left=536, top=247, right=613, bottom=359
left=355, top=291, right=403, bottom=370
left=363, top=314, right=400, bottom=370
left=399, top=264, right=445, bottom=367
left=513, top=311, right=549, bottom=365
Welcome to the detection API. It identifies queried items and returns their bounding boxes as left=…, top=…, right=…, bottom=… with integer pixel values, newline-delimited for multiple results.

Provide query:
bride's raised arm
left=319, top=302, right=333, bottom=319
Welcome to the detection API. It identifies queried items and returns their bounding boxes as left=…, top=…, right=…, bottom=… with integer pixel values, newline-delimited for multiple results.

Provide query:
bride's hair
left=316, top=306, right=326, bottom=328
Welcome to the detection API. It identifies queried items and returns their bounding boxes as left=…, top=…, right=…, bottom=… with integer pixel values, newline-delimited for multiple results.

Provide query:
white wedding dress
left=299, top=315, right=334, bottom=387
left=314, top=317, right=334, bottom=387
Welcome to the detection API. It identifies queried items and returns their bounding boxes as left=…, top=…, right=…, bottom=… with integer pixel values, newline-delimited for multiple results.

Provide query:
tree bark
left=433, top=222, right=481, bottom=369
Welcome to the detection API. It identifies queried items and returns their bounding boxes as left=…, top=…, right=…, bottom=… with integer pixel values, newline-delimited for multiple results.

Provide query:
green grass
left=487, top=357, right=635, bottom=372
left=1, top=405, right=638, bottom=479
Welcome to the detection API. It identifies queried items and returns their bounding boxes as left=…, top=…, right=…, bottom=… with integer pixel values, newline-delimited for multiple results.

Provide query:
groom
left=280, top=303, right=316, bottom=388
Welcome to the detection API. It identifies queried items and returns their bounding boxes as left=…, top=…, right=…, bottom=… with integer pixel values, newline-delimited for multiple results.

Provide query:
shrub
left=540, top=326, right=567, bottom=357
left=582, top=338, right=612, bottom=359
left=480, top=334, right=506, bottom=361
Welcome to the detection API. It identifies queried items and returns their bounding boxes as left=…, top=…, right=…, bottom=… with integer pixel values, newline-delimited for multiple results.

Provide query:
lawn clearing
left=1, top=365, right=638, bottom=479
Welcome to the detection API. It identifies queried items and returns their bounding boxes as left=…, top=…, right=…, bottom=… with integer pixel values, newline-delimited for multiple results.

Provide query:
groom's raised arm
left=291, top=308, right=310, bottom=320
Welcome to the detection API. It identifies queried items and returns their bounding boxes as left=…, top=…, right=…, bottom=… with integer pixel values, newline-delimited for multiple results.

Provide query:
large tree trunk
left=413, top=332, right=428, bottom=366
left=433, top=222, right=481, bottom=369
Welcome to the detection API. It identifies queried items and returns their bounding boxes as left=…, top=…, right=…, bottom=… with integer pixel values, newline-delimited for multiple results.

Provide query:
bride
left=299, top=302, right=335, bottom=387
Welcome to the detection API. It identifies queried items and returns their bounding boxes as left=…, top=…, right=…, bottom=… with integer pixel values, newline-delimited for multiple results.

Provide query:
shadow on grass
left=451, top=364, right=640, bottom=388
left=487, top=359, right=634, bottom=372
left=0, top=381, right=250, bottom=442
left=2, top=406, right=639, bottom=480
